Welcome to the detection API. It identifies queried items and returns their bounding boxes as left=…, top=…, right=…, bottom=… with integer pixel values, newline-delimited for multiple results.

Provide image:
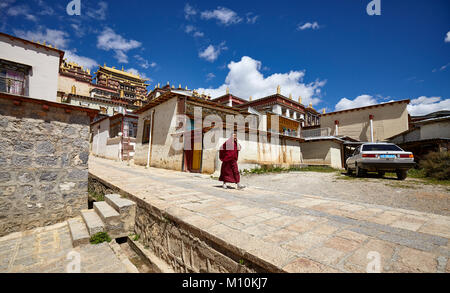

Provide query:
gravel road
left=241, top=171, right=450, bottom=216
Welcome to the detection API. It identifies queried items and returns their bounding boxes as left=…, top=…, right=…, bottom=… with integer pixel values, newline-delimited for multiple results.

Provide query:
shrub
left=419, top=151, right=450, bottom=180
left=90, top=232, right=112, bottom=244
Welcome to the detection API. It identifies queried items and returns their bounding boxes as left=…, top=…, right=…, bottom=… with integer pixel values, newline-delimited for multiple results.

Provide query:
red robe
left=219, top=139, right=241, bottom=184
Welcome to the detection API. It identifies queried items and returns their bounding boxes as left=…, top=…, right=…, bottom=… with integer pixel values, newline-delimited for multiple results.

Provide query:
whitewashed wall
left=0, top=35, right=60, bottom=102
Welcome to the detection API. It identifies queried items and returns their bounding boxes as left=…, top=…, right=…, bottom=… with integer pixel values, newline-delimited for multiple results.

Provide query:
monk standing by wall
left=219, top=134, right=246, bottom=190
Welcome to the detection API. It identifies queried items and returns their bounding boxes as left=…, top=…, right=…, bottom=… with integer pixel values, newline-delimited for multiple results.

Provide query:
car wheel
left=396, top=170, right=407, bottom=180
left=378, top=171, right=385, bottom=178
left=346, top=166, right=353, bottom=176
left=355, top=164, right=364, bottom=177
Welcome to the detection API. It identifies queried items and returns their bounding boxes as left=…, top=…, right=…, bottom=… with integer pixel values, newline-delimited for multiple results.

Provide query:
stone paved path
left=89, top=157, right=450, bottom=273
left=0, top=221, right=127, bottom=273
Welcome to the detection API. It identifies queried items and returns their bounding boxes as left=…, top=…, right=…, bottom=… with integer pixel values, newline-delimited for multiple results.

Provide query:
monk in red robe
left=219, top=134, right=245, bottom=190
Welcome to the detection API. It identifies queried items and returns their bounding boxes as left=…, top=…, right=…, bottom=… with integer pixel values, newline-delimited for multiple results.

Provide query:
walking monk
left=219, top=134, right=246, bottom=190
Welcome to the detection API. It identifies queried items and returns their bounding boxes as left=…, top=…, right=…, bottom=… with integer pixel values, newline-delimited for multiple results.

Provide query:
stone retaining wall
left=89, top=174, right=272, bottom=273
left=0, top=95, right=94, bottom=237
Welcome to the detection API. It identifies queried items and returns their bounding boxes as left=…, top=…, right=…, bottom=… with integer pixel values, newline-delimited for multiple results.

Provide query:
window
left=142, top=120, right=151, bottom=143
left=363, top=144, right=403, bottom=152
left=0, top=59, right=30, bottom=96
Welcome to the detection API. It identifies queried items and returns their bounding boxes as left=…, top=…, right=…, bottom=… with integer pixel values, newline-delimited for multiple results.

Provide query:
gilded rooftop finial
left=298, top=96, right=302, bottom=104
left=289, top=93, right=292, bottom=100
left=185, top=86, right=188, bottom=90
left=309, top=102, right=313, bottom=108
left=249, top=96, right=253, bottom=101
left=226, top=87, right=230, bottom=94
left=277, top=85, right=281, bottom=95
left=322, top=109, right=326, bottom=114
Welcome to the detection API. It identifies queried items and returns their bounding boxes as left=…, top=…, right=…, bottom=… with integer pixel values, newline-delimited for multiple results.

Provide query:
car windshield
left=362, top=144, right=403, bottom=151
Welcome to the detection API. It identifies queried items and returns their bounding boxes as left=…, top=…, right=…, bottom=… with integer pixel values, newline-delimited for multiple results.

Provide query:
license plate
left=380, top=155, right=396, bottom=159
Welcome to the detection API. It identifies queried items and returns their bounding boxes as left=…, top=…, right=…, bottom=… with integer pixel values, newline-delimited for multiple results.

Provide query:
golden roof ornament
left=157, top=83, right=160, bottom=88
left=289, top=93, right=292, bottom=100
left=309, top=102, right=313, bottom=108
left=277, top=85, right=281, bottom=95
left=249, top=96, right=253, bottom=101
left=185, top=86, right=188, bottom=90
left=322, top=109, right=326, bottom=114
left=178, top=84, right=181, bottom=89
left=298, top=96, right=302, bottom=104
left=226, top=87, right=230, bottom=94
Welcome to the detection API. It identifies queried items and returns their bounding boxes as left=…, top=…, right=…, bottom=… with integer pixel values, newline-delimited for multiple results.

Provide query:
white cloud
left=87, top=1, right=108, bottom=20
left=184, top=3, right=197, bottom=19
left=206, top=73, right=216, bottom=81
left=97, top=27, right=142, bottom=63
left=197, top=56, right=325, bottom=106
left=14, top=28, right=69, bottom=48
left=36, top=0, right=54, bottom=16
left=64, top=50, right=98, bottom=70
left=297, top=22, right=320, bottom=31
left=185, top=25, right=204, bottom=38
left=126, top=68, right=150, bottom=81
left=193, top=31, right=204, bottom=38
left=199, top=42, right=227, bottom=62
left=445, top=31, right=450, bottom=43
left=134, top=55, right=157, bottom=69
left=201, top=7, right=242, bottom=25
left=433, top=62, right=450, bottom=72
left=246, top=12, right=259, bottom=24
left=408, top=96, right=450, bottom=116
left=335, top=95, right=378, bottom=111
left=7, top=5, right=37, bottom=21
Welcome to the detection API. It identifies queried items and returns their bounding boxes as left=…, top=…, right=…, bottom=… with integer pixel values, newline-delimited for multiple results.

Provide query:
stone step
left=67, top=217, right=90, bottom=247
left=105, top=194, right=136, bottom=213
left=105, top=194, right=136, bottom=236
left=93, top=201, right=123, bottom=238
left=94, top=201, right=120, bottom=222
left=81, top=209, right=105, bottom=236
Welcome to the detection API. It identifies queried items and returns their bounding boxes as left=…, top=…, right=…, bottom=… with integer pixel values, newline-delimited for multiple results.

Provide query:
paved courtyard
left=89, top=157, right=450, bottom=273
left=0, top=221, right=128, bottom=273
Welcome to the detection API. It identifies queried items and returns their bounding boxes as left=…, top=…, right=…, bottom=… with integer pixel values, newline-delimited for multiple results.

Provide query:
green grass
left=88, top=190, right=104, bottom=202
left=241, top=165, right=338, bottom=176
left=90, top=232, right=112, bottom=244
left=130, top=234, right=140, bottom=241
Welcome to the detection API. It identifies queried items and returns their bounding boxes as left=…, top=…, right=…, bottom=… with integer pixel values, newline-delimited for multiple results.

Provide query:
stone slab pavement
left=0, top=221, right=128, bottom=273
left=89, top=157, right=450, bottom=273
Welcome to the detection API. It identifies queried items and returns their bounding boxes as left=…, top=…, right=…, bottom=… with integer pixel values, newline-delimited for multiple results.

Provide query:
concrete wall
left=105, top=137, right=121, bottom=160
left=300, top=140, right=343, bottom=169
left=0, top=96, right=91, bottom=237
left=58, top=75, right=91, bottom=97
left=204, top=129, right=303, bottom=174
left=0, top=35, right=60, bottom=102
left=321, top=102, right=409, bottom=142
left=420, top=121, right=450, bottom=140
left=91, top=118, right=110, bottom=158
left=135, top=97, right=183, bottom=170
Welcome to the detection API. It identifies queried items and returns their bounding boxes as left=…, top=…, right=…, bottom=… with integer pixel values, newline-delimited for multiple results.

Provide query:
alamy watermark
left=367, top=0, right=381, bottom=16
left=66, top=0, right=81, bottom=16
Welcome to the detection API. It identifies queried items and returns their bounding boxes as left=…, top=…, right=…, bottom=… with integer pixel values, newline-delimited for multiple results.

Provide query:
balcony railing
left=301, top=127, right=331, bottom=138
left=0, top=77, right=26, bottom=96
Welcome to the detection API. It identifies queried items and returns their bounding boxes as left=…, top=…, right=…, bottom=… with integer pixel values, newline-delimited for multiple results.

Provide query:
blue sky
left=1, top=0, right=449, bottom=115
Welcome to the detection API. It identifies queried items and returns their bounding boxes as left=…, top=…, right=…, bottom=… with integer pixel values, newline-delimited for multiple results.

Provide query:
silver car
left=346, top=143, right=415, bottom=180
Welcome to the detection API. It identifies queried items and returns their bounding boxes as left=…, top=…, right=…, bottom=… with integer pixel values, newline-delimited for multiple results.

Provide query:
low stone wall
left=89, top=174, right=274, bottom=273
left=0, top=94, right=95, bottom=237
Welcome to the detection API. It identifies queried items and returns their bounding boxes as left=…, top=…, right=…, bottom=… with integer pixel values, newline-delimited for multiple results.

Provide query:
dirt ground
left=241, top=171, right=450, bottom=216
